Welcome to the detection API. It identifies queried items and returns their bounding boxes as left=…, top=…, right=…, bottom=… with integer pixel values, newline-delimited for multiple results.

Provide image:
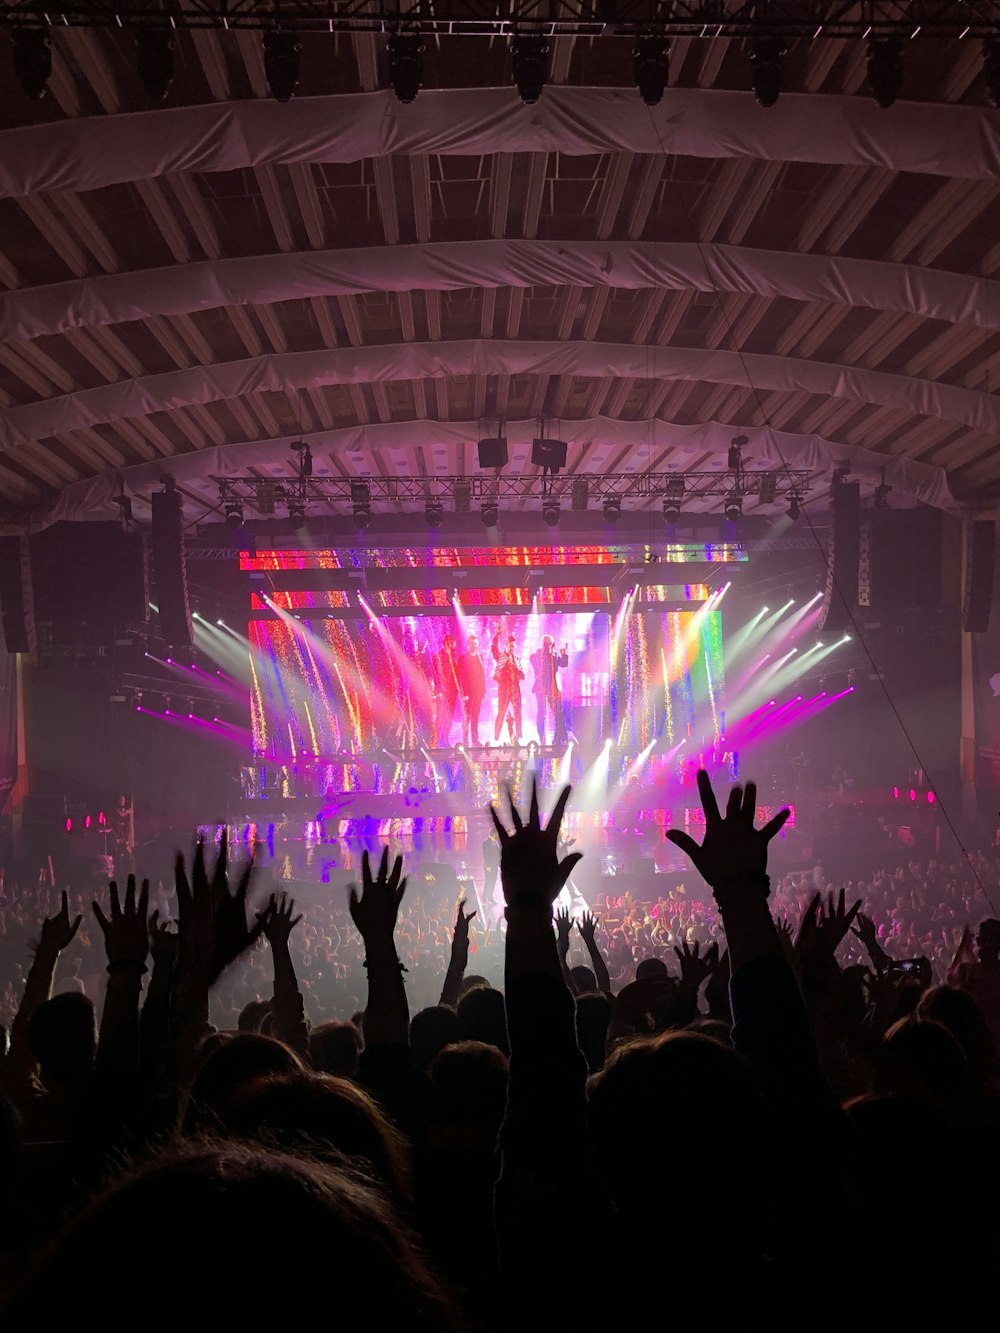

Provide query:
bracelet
left=363, top=956, right=408, bottom=973
left=107, top=959, right=149, bottom=974
left=712, top=872, right=771, bottom=899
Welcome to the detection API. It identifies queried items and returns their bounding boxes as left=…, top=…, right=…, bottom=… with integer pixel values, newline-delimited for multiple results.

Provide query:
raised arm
left=1, top=891, right=82, bottom=1103
left=92, top=875, right=149, bottom=1082
left=439, top=898, right=476, bottom=1008
left=577, top=910, right=612, bottom=996
left=349, top=847, right=409, bottom=1047
left=258, top=892, right=309, bottom=1060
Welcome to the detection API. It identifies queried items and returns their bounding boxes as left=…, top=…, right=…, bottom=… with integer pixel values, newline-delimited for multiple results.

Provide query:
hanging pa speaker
left=150, top=488, right=193, bottom=646
left=818, top=481, right=861, bottom=633
left=0, top=535, right=36, bottom=653
left=477, top=437, right=508, bottom=469
left=963, top=518, right=995, bottom=633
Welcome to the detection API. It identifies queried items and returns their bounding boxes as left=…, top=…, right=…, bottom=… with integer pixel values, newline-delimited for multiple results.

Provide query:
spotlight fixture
left=634, top=32, right=669, bottom=107
left=571, top=477, right=590, bottom=511
left=12, top=26, right=51, bottom=99
left=291, top=439, right=313, bottom=476
left=728, top=434, right=748, bottom=471
left=867, top=38, right=903, bottom=109
left=603, top=497, right=622, bottom=525
left=264, top=28, right=300, bottom=103
left=288, top=502, right=307, bottom=530
left=984, top=38, right=1000, bottom=108
left=511, top=32, right=549, bottom=105
left=136, top=28, right=175, bottom=100
left=724, top=495, right=743, bottom=524
left=425, top=499, right=445, bottom=529
left=481, top=500, right=499, bottom=527
left=224, top=501, right=245, bottom=529
left=787, top=494, right=802, bottom=522
left=387, top=29, right=423, bottom=103
left=351, top=479, right=372, bottom=530
left=352, top=505, right=370, bottom=531
left=542, top=498, right=560, bottom=527
left=749, top=34, right=786, bottom=107
left=662, top=496, right=682, bottom=522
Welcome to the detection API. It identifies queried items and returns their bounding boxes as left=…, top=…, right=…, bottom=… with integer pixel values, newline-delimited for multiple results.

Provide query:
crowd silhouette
left=0, top=769, right=998, bottom=1324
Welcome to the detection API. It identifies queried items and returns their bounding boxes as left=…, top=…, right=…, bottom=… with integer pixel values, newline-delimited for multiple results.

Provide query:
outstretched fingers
left=489, top=804, right=510, bottom=843
left=696, top=769, right=721, bottom=822
left=665, top=828, right=700, bottom=861
left=761, top=807, right=791, bottom=842
left=529, top=777, right=540, bottom=829
left=549, top=783, right=573, bottom=836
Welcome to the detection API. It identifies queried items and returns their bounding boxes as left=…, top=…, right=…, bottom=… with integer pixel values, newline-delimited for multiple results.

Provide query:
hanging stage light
left=724, top=495, right=743, bottom=523
left=12, top=26, right=51, bottom=100
left=603, top=497, right=622, bottom=524
left=634, top=32, right=669, bottom=107
left=425, top=499, right=445, bottom=529
left=728, top=434, right=748, bottom=471
left=511, top=32, right=549, bottom=104
left=481, top=500, right=499, bottom=527
left=136, top=28, right=175, bottom=101
left=351, top=480, right=371, bottom=530
left=224, top=502, right=245, bottom=529
left=288, top=502, right=307, bottom=530
left=387, top=30, right=423, bottom=103
left=264, top=29, right=300, bottom=103
left=787, top=494, right=802, bottom=522
left=542, top=498, right=560, bottom=527
left=749, top=34, right=786, bottom=107
left=867, top=38, right=903, bottom=108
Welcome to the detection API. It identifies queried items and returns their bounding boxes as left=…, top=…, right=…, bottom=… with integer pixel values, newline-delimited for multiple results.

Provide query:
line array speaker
left=150, top=489, right=193, bottom=647
left=818, top=481, right=861, bottom=633
left=963, top=518, right=995, bottom=634
left=0, top=535, right=36, bottom=653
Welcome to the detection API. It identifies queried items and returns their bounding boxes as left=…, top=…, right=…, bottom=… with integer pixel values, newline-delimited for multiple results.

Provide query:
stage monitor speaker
left=150, top=488, right=193, bottom=647
left=478, top=437, right=508, bottom=469
left=531, top=437, right=567, bottom=471
left=963, top=518, right=995, bottom=633
left=818, top=481, right=861, bottom=633
left=0, top=535, right=36, bottom=653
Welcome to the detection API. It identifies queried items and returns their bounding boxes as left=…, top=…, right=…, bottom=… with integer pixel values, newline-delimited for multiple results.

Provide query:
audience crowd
left=0, top=772, right=998, bottom=1324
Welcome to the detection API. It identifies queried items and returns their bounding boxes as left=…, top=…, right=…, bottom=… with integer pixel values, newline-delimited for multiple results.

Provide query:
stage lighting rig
left=728, top=434, right=748, bottom=472
left=136, top=28, right=175, bottom=100
left=511, top=32, right=549, bottom=104
left=542, top=498, right=561, bottom=527
left=603, top=497, right=622, bottom=524
left=288, top=501, right=307, bottom=529
left=224, top=502, right=245, bottom=528
left=634, top=32, right=669, bottom=106
left=867, top=38, right=903, bottom=108
left=12, top=25, right=51, bottom=99
left=571, top=477, right=590, bottom=511
left=264, top=28, right=300, bottom=102
left=724, top=494, right=743, bottom=523
left=749, top=34, right=786, bottom=107
left=454, top=481, right=472, bottom=513
left=787, top=494, right=802, bottom=522
left=481, top=499, right=499, bottom=527
left=388, top=29, right=423, bottom=103
left=425, top=499, right=445, bottom=529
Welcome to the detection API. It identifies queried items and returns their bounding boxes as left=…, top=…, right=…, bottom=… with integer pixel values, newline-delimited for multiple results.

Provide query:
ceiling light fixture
left=749, top=34, right=786, bottom=107
left=387, top=29, right=423, bottom=103
left=603, top=497, right=622, bottom=524
left=542, top=498, right=560, bottom=528
left=264, top=28, right=300, bottom=103
left=511, top=32, right=549, bottom=104
left=634, top=32, right=669, bottom=106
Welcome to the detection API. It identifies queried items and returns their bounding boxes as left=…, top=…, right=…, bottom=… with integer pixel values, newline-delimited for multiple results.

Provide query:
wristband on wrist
left=363, top=954, right=408, bottom=972
left=712, top=872, right=771, bottom=899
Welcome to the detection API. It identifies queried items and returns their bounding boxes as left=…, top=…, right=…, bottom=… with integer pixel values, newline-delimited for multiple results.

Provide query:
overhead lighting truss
left=214, top=468, right=811, bottom=519
left=7, top=2, right=1000, bottom=37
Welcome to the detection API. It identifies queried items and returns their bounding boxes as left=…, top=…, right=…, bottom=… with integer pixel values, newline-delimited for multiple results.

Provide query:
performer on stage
left=433, top=631, right=462, bottom=748
left=530, top=634, right=569, bottom=745
left=491, top=629, right=524, bottom=742
left=460, top=633, right=487, bottom=746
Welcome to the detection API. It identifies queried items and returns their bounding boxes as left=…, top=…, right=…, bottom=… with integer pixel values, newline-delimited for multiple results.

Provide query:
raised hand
left=176, top=832, right=262, bottom=983
left=673, top=938, right=717, bottom=992
left=489, top=779, right=583, bottom=909
left=554, top=905, right=573, bottom=945
left=257, top=892, right=303, bottom=945
left=148, top=909, right=179, bottom=969
left=665, top=770, right=789, bottom=890
left=796, top=888, right=863, bottom=964
left=851, top=910, right=889, bottom=971
left=578, top=910, right=599, bottom=946
left=348, top=847, right=407, bottom=946
left=37, top=890, right=83, bottom=956
left=93, top=874, right=150, bottom=967
left=453, top=897, right=477, bottom=944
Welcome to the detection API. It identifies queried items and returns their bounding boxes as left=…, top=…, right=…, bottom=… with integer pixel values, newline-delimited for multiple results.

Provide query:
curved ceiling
left=0, top=25, right=997, bottom=531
